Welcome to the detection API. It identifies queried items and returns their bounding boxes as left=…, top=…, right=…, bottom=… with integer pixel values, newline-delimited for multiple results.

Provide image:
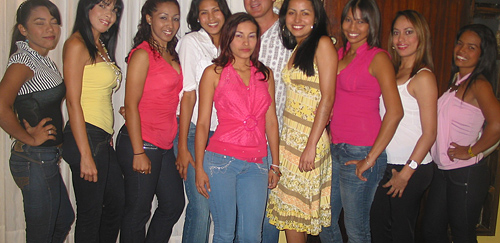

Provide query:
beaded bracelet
left=269, top=165, right=282, bottom=177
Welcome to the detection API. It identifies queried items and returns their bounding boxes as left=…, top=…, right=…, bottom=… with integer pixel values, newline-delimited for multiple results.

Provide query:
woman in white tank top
left=370, top=10, right=437, bottom=243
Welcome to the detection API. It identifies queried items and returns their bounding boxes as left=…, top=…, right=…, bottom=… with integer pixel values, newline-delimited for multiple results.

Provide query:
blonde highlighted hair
left=388, top=10, right=434, bottom=76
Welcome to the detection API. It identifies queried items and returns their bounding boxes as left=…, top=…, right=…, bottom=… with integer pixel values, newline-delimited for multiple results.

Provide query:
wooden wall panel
left=324, top=0, right=473, bottom=94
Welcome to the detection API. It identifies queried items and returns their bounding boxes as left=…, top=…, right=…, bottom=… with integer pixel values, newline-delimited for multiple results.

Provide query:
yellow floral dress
left=266, top=63, right=332, bottom=235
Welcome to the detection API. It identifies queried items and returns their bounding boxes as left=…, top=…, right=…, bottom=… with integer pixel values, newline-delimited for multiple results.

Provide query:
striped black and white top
left=8, top=41, right=63, bottom=96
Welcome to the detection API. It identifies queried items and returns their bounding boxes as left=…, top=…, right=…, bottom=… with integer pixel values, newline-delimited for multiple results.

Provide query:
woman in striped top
left=0, top=0, right=74, bottom=242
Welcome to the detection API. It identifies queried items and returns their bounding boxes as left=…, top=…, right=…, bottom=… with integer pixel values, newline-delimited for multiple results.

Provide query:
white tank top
left=380, top=68, right=433, bottom=165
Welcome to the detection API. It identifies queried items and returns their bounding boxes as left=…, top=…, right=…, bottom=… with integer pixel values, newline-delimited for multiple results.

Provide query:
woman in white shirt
left=175, top=0, right=231, bottom=242
left=370, top=10, right=437, bottom=243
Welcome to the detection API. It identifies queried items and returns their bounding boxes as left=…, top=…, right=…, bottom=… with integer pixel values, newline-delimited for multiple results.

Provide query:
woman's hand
left=23, top=118, right=56, bottom=146
left=299, top=145, right=316, bottom=172
left=447, top=142, right=471, bottom=160
left=383, top=168, right=411, bottom=198
left=176, top=148, right=194, bottom=180
left=268, top=166, right=280, bottom=189
left=196, top=167, right=211, bottom=199
left=133, top=153, right=151, bottom=174
left=345, top=157, right=372, bottom=181
left=80, top=155, right=98, bottom=182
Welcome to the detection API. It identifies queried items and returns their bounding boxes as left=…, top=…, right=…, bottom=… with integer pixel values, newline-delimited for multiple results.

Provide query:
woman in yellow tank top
left=61, top=0, right=125, bottom=242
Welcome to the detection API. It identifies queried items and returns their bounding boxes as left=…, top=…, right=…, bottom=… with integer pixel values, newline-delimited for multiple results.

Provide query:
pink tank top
left=431, top=73, right=484, bottom=170
left=331, top=42, right=387, bottom=146
left=127, top=41, right=183, bottom=149
left=206, top=63, right=271, bottom=163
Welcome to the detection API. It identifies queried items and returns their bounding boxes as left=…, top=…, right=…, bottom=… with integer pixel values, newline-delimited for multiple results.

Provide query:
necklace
left=97, top=39, right=122, bottom=83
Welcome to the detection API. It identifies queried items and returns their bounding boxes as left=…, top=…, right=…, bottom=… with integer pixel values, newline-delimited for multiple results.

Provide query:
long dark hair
left=213, top=13, right=269, bottom=81
left=186, top=0, right=231, bottom=32
left=341, top=0, right=381, bottom=51
left=10, top=0, right=61, bottom=56
left=127, top=0, right=180, bottom=63
left=450, top=24, right=497, bottom=99
left=388, top=10, right=434, bottom=77
left=279, top=0, right=329, bottom=76
left=72, top=0, right=124, bottom=63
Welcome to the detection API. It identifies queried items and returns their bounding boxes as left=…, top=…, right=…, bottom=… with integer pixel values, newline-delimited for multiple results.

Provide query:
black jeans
left=62, top=122, right=124, bottom=243
left=422, top=161, right=489, bottom=243
left=370, top=163, right=433, bottom=243
left=10, top=141, right=74, bottom=243
left=116, top=125, right=185, bottom=243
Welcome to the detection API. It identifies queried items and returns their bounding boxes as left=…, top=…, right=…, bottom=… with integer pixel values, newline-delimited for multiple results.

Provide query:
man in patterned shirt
left=244, top=0, right=291, bottom=242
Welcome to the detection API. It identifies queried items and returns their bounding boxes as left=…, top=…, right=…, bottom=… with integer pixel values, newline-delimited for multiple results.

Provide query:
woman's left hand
left=268, top=169, right=280, bottom=189
left=299, top=145, right=316, bottom=172
left=447, top=142, right=470, bottom=160
left=383, top=168, right=410, bottom=198
left=345, top=157, right=372, bottom=181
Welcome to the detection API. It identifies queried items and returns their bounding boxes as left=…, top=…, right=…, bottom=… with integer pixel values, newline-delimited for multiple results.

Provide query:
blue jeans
left=320, top=143, right=386, bottom=243
left=9, top=141, right=75, bottom=243
left=116, top=125, right=185, bottom=242
left=204, top=151, right=269, bottom=243
left=262, top=146, right=279, bottom=243
left=179, top=122, right=214, bottom=243
left=62, top=122, right=125, bottom=243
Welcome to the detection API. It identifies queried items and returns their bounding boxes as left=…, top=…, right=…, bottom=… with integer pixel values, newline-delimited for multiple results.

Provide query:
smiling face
left=285, top=0, right=315, bottom=44
left=89, top=0, right=118, bottom=35
left=229, top=21, right=258, bottom=61
left=391, top=16, right=418, bottom=59
left=198, top=0, right=225, bottom=38
left=244, top=0, right=275, bottom=19
left=147, top=1, right=180, bottom=47
left=19, top=6, right=61, bottom=56
left=454, top=30, right=481, bottom=75
left=342, top=7, right=369, bottom=49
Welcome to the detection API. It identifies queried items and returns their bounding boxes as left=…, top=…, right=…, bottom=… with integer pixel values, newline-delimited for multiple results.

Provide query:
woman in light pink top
left=423, top=24, right=500, bottom=243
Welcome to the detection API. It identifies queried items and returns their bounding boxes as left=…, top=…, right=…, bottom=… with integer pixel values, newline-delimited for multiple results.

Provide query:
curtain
left=0, top=1, right=244, bottom=242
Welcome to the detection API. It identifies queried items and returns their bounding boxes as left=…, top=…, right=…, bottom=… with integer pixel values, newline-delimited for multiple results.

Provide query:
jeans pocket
left=341, top=144, right=371, bottom=161
left=447, top=168, right=468, bottom=186
left=204, top=152, right=232, bottom=176
left=41, top=156, right=60, bottom=180
left=255, top=157, right=269, bottom=175
left=9, top=155, right=30, bottom=190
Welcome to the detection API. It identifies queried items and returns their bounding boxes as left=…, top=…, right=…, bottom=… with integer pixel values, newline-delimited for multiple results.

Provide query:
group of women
left=1, top=0, right=499, bottom=243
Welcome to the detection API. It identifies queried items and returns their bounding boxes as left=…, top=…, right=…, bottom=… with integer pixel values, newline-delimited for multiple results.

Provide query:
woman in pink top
left=195, top=13, right=280, bottom=242
left=320, top=0, right=403, bottom=242
left=115, top=0, right=184, bottom=242
left=422, top=24, right=500, bottom=243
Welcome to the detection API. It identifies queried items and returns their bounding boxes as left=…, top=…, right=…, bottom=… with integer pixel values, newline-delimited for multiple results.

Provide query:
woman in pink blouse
left=194, top=13, right=280, bottom=242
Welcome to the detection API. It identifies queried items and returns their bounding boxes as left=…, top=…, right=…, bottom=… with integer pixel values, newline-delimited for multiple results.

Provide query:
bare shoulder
left=412, top=68, right=436, bottom=86
left=203, top=64, right=222, bottom=77
left=472, top=76, right=494, bottom=94
left=128, top=49, right=149, bottom=63
left=370, top=51, right=393, bottom=77
left=373, top=51, right=391, bottom=63
left=63, top=33, right=89, bottom=59
left=317, top=36, right=337, bottom=53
